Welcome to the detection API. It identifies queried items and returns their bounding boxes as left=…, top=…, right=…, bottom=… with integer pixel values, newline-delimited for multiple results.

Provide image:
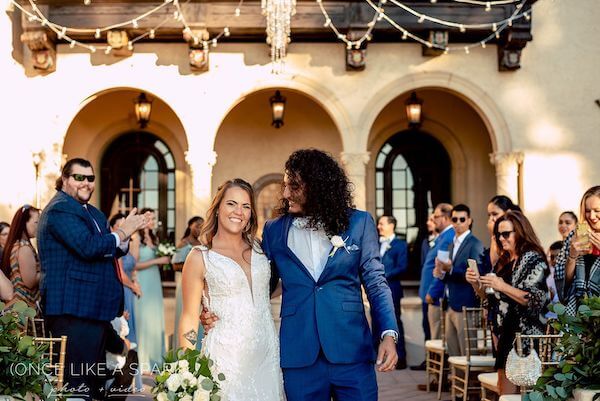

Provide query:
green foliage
left=524, top=297, right=600, bottom=401
left=0, top=301, right=54, bottom=399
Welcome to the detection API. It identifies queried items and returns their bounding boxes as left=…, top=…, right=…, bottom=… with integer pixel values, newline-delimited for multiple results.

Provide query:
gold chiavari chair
left=448, top=307, right=496, bottom=401
left=33, top=335, right=68, bottom=391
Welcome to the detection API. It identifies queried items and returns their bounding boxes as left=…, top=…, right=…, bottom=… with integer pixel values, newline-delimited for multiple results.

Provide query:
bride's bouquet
left=152, top=348, right=225, bottom=401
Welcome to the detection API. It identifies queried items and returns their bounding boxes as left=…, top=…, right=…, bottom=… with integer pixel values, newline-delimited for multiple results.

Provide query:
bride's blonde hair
left=200, top=178, right=259, bottom=251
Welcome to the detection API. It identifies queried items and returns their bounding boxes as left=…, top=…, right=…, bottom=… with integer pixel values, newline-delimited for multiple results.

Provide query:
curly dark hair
left=277, top=149, right=354, bottom=236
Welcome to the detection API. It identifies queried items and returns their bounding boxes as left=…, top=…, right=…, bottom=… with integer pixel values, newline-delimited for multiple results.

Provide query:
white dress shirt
left=287, top=218, right=331, bottom=281
left=379, top=234, right=395, bottom=258
left=451, top=230, right=471, bottom=260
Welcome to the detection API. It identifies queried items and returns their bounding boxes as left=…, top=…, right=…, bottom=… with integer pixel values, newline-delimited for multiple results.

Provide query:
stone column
left=489, top=151, right=524, bottom=205
left=185, top=147, right=217, bottom=214
left=340, top=151, right=370, bottom=210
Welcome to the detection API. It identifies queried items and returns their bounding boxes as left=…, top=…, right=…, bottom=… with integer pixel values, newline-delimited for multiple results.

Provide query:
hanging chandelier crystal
left=262, top=0, right=296, bottom=73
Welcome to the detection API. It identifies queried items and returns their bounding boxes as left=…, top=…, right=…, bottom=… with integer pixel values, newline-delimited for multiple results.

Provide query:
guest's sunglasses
left=497, top=230, right=514, bottom=240
left=70, top=174, right=95, bottom=183
left=451, top=217, right=467, bottom=223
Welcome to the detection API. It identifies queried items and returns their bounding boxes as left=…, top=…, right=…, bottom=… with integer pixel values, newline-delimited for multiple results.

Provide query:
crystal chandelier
left=262, top=0, right=296, bottom=73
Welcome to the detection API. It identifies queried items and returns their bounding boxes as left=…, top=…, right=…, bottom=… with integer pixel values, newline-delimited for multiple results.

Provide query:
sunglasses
left=70, top=174, right=95, bottom=183
left=451, top=217, right=467, bottom=223
left=497, top=230, right=514, bottom=240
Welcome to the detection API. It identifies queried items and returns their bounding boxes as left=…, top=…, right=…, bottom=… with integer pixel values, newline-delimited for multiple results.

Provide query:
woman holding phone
left=466, top=210, right=549, bottom=394
left=554, top=186, right=600, bottom=314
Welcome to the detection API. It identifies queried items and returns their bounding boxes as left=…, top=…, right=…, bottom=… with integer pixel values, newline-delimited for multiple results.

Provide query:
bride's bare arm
left=178, top=249, right=206, bottom=349
left=270, top=281, right=282, bottom=299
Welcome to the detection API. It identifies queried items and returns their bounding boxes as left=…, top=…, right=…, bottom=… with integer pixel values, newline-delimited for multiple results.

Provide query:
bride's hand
left=199, top=306, right=219, bottom=332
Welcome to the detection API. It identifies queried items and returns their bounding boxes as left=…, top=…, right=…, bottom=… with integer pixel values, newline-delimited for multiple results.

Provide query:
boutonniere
left=329, top=235, right=350, bottom=257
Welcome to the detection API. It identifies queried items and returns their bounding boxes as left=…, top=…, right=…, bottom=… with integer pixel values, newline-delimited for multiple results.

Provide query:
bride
left=178, top=178, right=284, bottom=401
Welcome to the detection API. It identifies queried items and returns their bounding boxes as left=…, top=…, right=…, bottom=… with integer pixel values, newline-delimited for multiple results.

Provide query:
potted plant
left=525, top=296, right=600, bottom=401
left=0, top=301, right=54, bottom=401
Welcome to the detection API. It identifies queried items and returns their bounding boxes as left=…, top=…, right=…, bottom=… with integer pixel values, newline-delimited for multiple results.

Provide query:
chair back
left=34, top=336, right=68, bottom=390
left=462, top=307, right=492, bottom=360
left=27, top=317, right=47, bottom=337
left=515, top=332, right=562, bottom=368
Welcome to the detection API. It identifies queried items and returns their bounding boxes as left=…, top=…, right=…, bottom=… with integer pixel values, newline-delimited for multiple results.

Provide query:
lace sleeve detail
left=514, top=252, right=550, bottom=330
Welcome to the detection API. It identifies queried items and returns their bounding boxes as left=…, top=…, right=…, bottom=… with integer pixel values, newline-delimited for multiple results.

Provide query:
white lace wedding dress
left=195, top=246, right=284, bottom=401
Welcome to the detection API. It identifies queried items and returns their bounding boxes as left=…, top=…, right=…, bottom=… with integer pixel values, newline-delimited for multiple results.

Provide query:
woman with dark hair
left=466, top=210, right=549, bottom=394
left=132, top=208, right=170, bottom=372
left=557, top=210, right=578, bottom=240
left=0, top=221, right=12, bottom=301
left=179, top=178, right=284, bottom=401
left=481, top=195, right=521, bottom=274
left=172, top=216, right=203, bottom=349
left=1, top=205, right=41, bottom=314
left=0, top=221, right=10, bottom=259
left=554, top=186, right=600, bottom=314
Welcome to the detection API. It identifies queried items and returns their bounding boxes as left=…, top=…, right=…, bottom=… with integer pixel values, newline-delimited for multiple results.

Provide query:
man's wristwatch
left=382, top=331, right=398, bottom=344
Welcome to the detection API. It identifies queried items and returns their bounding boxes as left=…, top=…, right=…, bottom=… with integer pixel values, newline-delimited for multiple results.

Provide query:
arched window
left=375, top=130, right=451, bottom=278
left=101, top=132, right=176, bottom=240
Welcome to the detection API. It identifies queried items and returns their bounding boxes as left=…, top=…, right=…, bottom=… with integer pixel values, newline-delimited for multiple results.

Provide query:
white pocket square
left=347, top=244, right=360, bottom=251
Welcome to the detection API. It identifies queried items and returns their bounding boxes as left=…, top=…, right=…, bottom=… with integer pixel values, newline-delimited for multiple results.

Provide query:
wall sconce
left=405, top=91, right=423, bottom=128
left=134, top=92, right=152, bottom=128
left=270, top=90, right=286, bottom=128
left=32, top=151, right=44, bottom=208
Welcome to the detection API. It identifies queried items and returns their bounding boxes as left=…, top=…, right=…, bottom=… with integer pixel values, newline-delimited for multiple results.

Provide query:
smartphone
left=577, top=222, right=592, bottom=251
left=467, top=258, right=479, bottom=276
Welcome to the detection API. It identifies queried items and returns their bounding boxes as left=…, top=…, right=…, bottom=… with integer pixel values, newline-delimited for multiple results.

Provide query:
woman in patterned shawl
left=554, top=186, right=600, bottom=315
left=467, top=210, right=549, bottom=394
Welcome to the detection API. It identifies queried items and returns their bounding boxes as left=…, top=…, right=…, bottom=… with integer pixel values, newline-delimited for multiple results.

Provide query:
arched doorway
left=100, top=132, right=177, bottom=241
left=375, top=130, right=451, bottom=279
left=212, top=88, right=343, bottom=236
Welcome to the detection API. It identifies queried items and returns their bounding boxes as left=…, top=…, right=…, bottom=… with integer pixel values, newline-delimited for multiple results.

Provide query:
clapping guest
left=1, top=205, right=41, bottom=314
left=557, top=211, right=577, bottom=241
left=554, top=186, right=600, bottom=314
left=172, top=216, right=203, bottom=350
left=466, top=210, right=549, bottom=394
left=132, top=208, right=169, bottom=372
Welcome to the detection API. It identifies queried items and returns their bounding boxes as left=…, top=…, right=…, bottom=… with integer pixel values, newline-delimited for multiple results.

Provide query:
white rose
left=166, top=373, right=183, bottom=392
left=157, top=392, right=168, bottom=401
left=180, top=395, right=192, bottom=401
left=178, top=360, right=190, bottom=371
left=181, top=371, right=197, bottom=387
left=330, top=235, right=345, bottom=248
left=193, top=389, right=211, bottom=401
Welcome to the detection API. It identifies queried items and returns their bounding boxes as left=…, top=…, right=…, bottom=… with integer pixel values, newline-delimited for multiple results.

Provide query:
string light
left=12, top=0, right=528, bottom=60
left=83, top=0, right=91, bottom=5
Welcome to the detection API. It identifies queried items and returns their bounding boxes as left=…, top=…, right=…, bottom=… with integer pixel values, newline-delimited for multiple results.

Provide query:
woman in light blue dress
left=172, top=216, right=203, bottom=350
left=109, top=213, right=143, bottom=391
left=132, top=208, right=170, bottom=373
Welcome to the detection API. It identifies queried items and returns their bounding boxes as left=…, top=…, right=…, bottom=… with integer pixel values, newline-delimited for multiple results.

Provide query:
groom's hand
left=199, top=306, right=219, bottom=332
left=376, top=336, right=398, bottom=372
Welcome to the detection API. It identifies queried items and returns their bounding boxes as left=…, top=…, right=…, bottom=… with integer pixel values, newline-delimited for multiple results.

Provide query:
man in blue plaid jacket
left=37, top=158, right=149, bottom=400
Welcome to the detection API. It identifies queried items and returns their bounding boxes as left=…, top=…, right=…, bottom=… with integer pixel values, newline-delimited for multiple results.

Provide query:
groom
left=205, top=149, right=398, bottom=400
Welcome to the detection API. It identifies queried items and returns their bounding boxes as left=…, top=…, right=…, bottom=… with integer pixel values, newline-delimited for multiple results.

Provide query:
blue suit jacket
left=382, top=237, right=408, bottom=297
left=262, top=209, right=398, bottom=369
left=38, top=191, right=124, bottom=321
left=418, top=226, right=455, bottom=304
left=442, top=233, right=484, bottom=312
